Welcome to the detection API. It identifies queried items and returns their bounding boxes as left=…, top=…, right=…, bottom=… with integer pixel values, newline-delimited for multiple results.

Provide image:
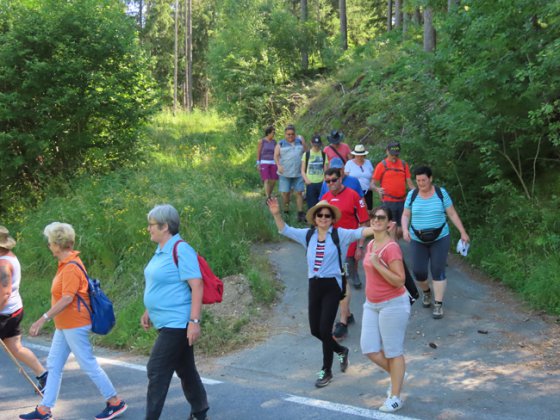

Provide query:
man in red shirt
left=322, top=168, right=369, bottom=340
left=372, top=141, right=414, bottom=234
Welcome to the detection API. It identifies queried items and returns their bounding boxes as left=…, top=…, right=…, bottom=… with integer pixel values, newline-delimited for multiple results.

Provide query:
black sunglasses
left=315, top=213, right=333, bottom=219
left=325, top=178, right=339, bottom=184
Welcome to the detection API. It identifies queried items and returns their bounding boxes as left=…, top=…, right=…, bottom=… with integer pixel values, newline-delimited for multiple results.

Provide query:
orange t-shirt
left=372, top=158, right=411, bottom=202
left=51, top=251, right=91, bottom=329
left=363, top=240, right=406, bottom=303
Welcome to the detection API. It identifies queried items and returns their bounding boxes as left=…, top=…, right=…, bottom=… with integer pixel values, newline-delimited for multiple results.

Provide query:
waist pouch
left=412, top=223, right=446, bottom=243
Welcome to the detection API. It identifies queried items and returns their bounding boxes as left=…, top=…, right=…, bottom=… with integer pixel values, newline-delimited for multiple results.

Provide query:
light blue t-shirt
left=404, top=187, right=453, bottom=242
left=280, top=224, right=363, bottom=289
left=144, top=234, right=201, bottom=329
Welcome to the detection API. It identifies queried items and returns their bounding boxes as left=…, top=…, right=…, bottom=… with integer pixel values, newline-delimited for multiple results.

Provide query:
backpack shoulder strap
left=305, top=227, right=315, bottom=248
left=434, top=185, right=444, bottom=202
left=331, top=228, right=344, bottom=274
left=409, top=188, right=419, bottom=206
left=401, top=159, right=406, bottom=171
left=379, top=159, right=388, bottom=183
left=329, top=145, right=346, bottom=162
left=172, top=239, right=186, bottom=266
left=67, top=261, right=92, bottom=315
left=305, top=151, right=311, bottom=172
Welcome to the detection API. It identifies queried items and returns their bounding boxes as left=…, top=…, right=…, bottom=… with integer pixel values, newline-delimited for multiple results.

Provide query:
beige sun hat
left=0, top=226, right=17, bottom=250
left=305, top=200, right=342, bottom=225
left=351, top=144, right=368, bottom=155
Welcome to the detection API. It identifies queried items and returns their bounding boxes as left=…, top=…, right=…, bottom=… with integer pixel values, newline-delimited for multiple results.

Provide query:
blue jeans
left=41, top=325, right=117, bottom=408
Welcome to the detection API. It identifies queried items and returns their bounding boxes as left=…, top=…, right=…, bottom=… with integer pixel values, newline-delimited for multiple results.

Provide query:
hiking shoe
left=332, top=322, right=348, bottom=339
left=19, top=407, right=52, bottom=420
left=338, top=347, right=349, bottom=372
left=95, top=400, right=128, bottom=420
left=347, top=313, right=355, bottom=325
left=352, top=277, right=362, bottom=289
left=297, top=211, right=306, bottom=223
left=422, top=290, right=432, bottom=308
left=379, top=395, right=404, bottom=412
left=386, top=371, right=409, bottom=397
left=36, top=371, right=48, bottom=393
left=432, top=303, right=444, bottom=319
left=315, top=369, right=333, bottom=388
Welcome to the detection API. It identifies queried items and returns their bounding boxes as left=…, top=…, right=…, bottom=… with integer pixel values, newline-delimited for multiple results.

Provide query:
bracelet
left=42, top=313, right=50, bottom=321
left=358, top=245, right=364, bottom=249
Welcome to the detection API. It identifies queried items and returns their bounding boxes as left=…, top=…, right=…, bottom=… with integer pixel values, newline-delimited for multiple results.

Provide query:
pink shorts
left=260, top=164, right=279, bottom=181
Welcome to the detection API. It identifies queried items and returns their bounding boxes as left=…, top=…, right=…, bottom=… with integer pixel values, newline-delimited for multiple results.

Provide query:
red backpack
left=172, top=240, right=223, bottom=304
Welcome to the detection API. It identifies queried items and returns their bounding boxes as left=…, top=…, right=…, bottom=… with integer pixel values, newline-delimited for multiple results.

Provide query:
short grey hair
left=147, top=204, right=180, bottom=235
left=43, top=222, right=75, bottom=250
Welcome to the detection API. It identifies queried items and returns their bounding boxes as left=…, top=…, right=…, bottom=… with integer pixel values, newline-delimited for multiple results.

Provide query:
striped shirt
left=313, top=241, right=326, bottom=272
left=404, top=187, right=452, bottom=242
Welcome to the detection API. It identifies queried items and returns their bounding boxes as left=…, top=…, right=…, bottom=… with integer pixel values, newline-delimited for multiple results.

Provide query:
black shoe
left=315, top=369, right=333, bottom=388
left=333, top=322, right=348, bottom=339
left=297, top=211, right=306, bottom=223
left=347, top=313, right=355, bottom=325
left=36, top=371, right=48, bottom=393
left=352, top=279, right=362, bottom=289
left=338, top=347, right=349, bottom=372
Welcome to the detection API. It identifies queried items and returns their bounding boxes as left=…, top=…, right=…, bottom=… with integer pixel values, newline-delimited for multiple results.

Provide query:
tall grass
left=9, top=110, right=280, bottom=354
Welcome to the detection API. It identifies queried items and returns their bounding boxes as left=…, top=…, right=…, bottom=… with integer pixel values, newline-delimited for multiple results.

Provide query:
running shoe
left=315, top=369, right=333, bottom=388
left=19, top=406, right=52, bottom=420
left=94, top=400, right=128, bottom=420
left=332, top=322, right=348, bottom=339
left=379, top=395, right=404, bottom=412
left=432, top=303, right=444, bottom=319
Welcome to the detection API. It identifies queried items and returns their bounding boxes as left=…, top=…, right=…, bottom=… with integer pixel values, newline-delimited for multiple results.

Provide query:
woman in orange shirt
left=361, top=207, right=410, bottom=413
left=20, top=223, right=127, bottom=420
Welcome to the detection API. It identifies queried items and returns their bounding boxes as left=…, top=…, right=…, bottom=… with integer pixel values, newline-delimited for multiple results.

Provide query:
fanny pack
left=412, top=223, right=446, bottom=243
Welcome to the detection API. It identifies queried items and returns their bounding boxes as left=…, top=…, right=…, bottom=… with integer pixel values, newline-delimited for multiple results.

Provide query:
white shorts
left=360, top=293, right=410, bottom=358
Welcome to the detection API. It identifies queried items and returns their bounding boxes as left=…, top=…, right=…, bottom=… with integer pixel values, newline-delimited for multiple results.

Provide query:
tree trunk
left=413, top=7, right=422, bottom=25
left=301, top=0, right=308, bottom=70
left=403, top=11, right=409, bottom=38
left=184, top=0, right=193, bottom=111
left=395, top=0, right=402, bottom=28
left=387, top=0, right=393, bottom=31
left=448, top=0, right=460, bottom=12
left=173, top=0, right=179, bottom=114
left=339, top=0, right=348, bottom=50
left=423, top=7, right=436, bottom=52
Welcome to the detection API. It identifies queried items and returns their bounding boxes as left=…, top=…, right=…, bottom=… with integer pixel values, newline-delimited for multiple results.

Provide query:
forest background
left=0, top=0, right=558, bottom=354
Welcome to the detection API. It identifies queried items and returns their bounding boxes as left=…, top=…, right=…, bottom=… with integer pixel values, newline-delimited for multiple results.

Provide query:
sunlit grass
left=12, top=110, right=280, bottom=354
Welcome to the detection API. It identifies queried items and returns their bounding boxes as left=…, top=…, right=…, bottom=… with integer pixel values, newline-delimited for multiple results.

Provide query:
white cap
left=456, top=239, right=470, bottom=257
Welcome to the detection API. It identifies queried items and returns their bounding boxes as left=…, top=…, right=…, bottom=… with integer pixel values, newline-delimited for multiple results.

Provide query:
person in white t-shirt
left=345, top=144, right=374, bottom=209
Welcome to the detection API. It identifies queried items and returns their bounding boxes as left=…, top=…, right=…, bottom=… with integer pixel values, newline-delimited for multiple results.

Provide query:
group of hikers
left=1, top=204, right=209, bottom=420
left=261, top=124, right=470, bottom=412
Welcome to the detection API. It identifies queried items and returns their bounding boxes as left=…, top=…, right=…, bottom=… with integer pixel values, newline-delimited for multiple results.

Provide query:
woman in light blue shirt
left=267, top=197, right=374, bottom=388
left=402, top=166, right=470, bottom=320
left=141, top=204, right=209, bottom=420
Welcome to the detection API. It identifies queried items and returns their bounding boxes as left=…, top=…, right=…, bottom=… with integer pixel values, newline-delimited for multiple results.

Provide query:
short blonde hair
left=43, top=222, right=75, bottom=250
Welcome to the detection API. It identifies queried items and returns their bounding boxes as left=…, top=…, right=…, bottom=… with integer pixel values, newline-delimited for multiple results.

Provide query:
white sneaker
left=379, top=395, right=404, bottom=412
left=386, top=371, right=409, bottom=397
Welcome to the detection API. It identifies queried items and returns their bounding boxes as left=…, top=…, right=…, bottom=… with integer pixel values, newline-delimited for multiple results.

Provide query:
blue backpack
left=69, top=262, right=116, bottom=335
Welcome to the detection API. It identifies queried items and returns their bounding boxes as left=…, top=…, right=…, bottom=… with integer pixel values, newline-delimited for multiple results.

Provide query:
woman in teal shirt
left=141, top=204, right=209, bottom=420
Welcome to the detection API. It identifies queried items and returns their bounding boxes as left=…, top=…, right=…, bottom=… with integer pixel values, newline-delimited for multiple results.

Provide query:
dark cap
left=327, top=130, right=344, bottom=144
left=311, top=135, right=322, bottom=145
left=387, top=141, right=401, bottom=156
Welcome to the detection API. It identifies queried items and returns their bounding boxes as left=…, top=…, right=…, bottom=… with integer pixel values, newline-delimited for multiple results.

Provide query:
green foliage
left=0, top=0, right=157, bottom=213
left=296, top=0, right=560, bottom=314
left=11, top=110, right=279, bottom=352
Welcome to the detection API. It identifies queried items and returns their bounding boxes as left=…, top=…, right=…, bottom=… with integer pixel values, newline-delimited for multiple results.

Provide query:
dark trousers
left=145, top=327, right=208, bottom=420
left=308, top=277, right=345, bottom=372
left=305, top=182, right=324, bottom=209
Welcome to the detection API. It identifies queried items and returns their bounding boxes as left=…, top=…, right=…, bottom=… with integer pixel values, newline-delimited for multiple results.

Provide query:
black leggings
left=308, top=277, right=345, bottom=373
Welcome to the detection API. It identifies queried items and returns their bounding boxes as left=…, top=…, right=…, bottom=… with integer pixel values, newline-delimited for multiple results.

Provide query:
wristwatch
left=189, top=319, right=201, bottom=324
left=42, top=313, right=50, bottom=321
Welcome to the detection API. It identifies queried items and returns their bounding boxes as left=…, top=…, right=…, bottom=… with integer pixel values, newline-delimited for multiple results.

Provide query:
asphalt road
left=1, top=240, right=559, bottom=419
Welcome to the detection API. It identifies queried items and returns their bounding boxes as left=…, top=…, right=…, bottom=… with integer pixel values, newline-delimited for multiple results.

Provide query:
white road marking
left=284, top=395, right=421, bottom=420
left=25, top=342, right=222, bottom=385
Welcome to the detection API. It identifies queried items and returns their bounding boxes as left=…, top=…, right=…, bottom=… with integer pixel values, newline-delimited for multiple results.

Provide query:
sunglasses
left=315, top=213, right=332, bottom=219
left=325, top=178, right=339, bottom=184
left=371, top=214, right=388, bottom=221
